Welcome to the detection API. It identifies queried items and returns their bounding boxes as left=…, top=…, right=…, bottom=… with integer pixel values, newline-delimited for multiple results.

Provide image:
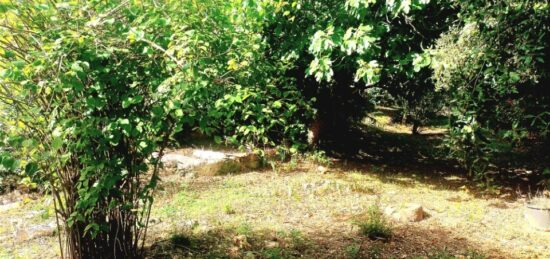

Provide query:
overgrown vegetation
left=0, top=0, right=548, bottom=258
left=432, top=0, right=549, bottom=178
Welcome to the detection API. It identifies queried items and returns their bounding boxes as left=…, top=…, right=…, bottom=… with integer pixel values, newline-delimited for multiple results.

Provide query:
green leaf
left=174, top=109, right=184, bottom=118
left=139, top=141, right=148, bottom=149
left=509, top=72, right=520, bottom=83
left=25, top=162, right=39, bottom=177
left=272, top=100, right=282, bottom=108
left=51, top=137, right=63, bottom=151
left=1, top=157, right=16, bottom=171
left=83, top=223, right=100, bottom=237
left=71, top=62, right=83, bottom=73
left=122, top=95, right=143, bottom=108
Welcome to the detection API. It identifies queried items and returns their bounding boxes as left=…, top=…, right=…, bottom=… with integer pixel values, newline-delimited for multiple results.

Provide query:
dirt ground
left=145, top=161, right=550, bottom=258
left=1, top=161, right=549, bottom=258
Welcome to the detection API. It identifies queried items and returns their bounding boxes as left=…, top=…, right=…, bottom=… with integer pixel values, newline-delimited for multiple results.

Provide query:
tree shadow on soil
left=319, top=119, right=549, bottom=200
left=146, top=222, right=503, bottom=258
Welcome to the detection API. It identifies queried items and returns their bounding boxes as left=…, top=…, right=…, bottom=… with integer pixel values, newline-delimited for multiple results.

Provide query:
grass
left=149, top=158, right=550, bottom=258
left=356, top=204, right=392, bottom=240
left=138, top=161, right=550, bottom=258
left=426, top=248, right=486, bottom=259
left=345, top=243, right=361, bottom=259
left=0, top=195, right=59, bottom=258
left=3, top=160, right=546, bottom=258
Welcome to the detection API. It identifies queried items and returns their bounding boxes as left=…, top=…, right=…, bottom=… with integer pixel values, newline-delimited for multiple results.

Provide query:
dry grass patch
left=1, top=157, right=548, bottom=258
left=144, top=164, right=541, bottom=258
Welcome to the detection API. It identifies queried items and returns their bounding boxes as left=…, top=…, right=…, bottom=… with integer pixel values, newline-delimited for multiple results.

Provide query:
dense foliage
left=0, top=0, right=548, bottom=257
left=431, top=0, right=549, bottom=177
left=262, top=0, right=458, bottom=138
left=160, top=0, right=314, bottom=149
left=0, top=1, right=183, bottom=257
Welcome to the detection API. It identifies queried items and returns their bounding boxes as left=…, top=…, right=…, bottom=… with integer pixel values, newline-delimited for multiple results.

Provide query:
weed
left=288, top=156, right=299, bottom=171
left=356, top=204, right=392, bottom=240
left=308, top=150, right=332, bottom=166
left=270, top=161, right=278, bottom=173
left=40, top=209, right=51, bottom=220
left=465, top=250, right=486, bottom=259
left=366, top=243, right=383, bottom=259
left=224, top=204, right=236, bottom=215
left=345, top=243, right=360, bottom=259
left=235, top=222, right=253, bottom=236
left=262, top=247, right=284, bottom=259
left=288, top=229, right=307, bottom=251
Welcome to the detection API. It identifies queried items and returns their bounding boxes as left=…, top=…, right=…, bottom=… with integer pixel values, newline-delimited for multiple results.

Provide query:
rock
left=160, top=153, right=197, bottom=168
left=176, top=159, right=202, bottom=172
left=264, top=240, right=279, bottom=249
left=0, top=201, right=20, bottom=212
left=317, top=166, right=328, bottom=174
left=14, top=222, right=56, bottom=242
left=384, top=204, right=427, bottom=222
left=192, top=150, right=227, bottom=161
left=193, top=151, right=260, bottom=176
left=233, top=235, right=251, bottom=249
left=404, top=204, right=426, bottom=222
left=159, top=149, right=262, bottom=176
left=227, top=246, right=241, bottom=258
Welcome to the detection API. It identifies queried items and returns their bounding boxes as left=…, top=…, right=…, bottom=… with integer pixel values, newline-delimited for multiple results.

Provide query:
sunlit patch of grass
left=364, top=107, right=448, bottom=135
left=146, top=164, right=544, bottom=258
left=5, top=239, right=60, bottom=259
left=0, top=249, right=9, bottom=259
left=427, top=248, right=486, bottom=259
left=155, top=177, right=262, bottom=227
left=365, top=113, right=412, bottom=134
left=235, top=222, right=253, bottom=236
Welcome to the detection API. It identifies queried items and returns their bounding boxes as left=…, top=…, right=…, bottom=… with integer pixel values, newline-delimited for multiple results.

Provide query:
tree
left=263, top=0, right=456, bottom=141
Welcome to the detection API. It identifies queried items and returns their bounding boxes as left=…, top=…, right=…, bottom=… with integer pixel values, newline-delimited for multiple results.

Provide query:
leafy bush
left=0, top=1, right=313, bottom=256
left=431, top=0, right=550, bottom=177
left=157, top=0, right=314, bottom=149
left=0, top=1, right=182, bottom=257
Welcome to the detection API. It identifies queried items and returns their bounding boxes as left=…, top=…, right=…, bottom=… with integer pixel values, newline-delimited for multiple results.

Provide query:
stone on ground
left=384, top=203, right=427, bottom=222
left=159, top=149, right=261, bottom=176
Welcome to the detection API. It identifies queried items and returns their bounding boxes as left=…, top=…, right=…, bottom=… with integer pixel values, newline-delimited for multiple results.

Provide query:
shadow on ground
left=146, top=223, right=498, bottom=258
left=318, top=110, right=549, bottom=199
